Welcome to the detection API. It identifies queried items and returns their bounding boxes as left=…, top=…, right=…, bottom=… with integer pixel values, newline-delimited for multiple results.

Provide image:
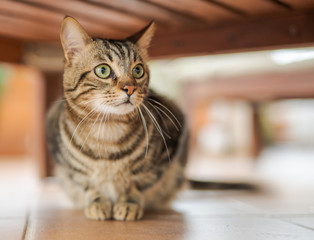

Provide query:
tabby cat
left=46, top=17, right=189, bottom=221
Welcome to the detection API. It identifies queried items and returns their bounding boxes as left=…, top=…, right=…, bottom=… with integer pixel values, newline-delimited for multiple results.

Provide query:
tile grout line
left=23, top=180, right=41, bottom=240
left=23, top=216, right=35, bottom=240
left=277, top=217, right=314, bottom=232
left=22, top=207, right=36, bottom=240
left=22, top=212, right=30, bottom=240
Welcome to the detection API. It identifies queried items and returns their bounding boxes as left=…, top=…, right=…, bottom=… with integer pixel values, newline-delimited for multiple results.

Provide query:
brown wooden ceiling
left=1, top=0, right=314, bottom=58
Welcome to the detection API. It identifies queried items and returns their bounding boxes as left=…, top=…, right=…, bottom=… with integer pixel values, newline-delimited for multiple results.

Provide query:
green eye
left=132, top=64, right=144, bottom=79
left=94, top=64, right=111, bottom=79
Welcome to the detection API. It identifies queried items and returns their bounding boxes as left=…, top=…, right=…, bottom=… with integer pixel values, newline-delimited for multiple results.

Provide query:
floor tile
left=24, top=181, right=314, bottom=240
left=0, top=219, right=26, bottom=240
left=25, top=213, right=314, bottom=240
left=283, top=216, right=314, bottom=230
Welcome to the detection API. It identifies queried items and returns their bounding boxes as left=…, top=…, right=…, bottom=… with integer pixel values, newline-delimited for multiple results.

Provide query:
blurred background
left=1, top=0, right=314, bottom=196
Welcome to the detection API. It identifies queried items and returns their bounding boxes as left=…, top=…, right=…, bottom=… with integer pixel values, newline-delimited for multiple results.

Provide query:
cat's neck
left=65, top=101, right=139, bottom=123
left=64, top=102, right=141, bottom=141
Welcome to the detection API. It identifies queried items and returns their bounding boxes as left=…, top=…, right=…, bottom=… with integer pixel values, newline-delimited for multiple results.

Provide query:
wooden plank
left=0, top=25, right=50, bottom=42
left=0, top=14, right=58, bottom=41
left=0, top=1, right=72, bottom=41
left=88, top=0, right=169, bottom=27
left=18, top=0, right=127, bottom=39
left=184, top=69, right=314, bottom=102
left=89, top=0, right=192, bottom=28
left=141, top=0, right=212, bottom=26
left=266, top=0, right=292, bottom=10
left=148, top=0, right=243, bottom=24
left=145, top=0, right=208, bottom=23
left=27, top=0, right=147, bottom=34
left=219, top=0, right=290, bottom=16
left=0, top=38, right=22, bottom=63
left=149, top=12, right=314, bottom=58
left=283, top=0, right=314, bottom=9
left=0, top=1, right=62, bottom=25
left=0, top=8, right=125, bottom=42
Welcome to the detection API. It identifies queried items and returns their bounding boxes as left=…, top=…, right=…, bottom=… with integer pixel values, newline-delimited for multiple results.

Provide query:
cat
left=46, top=17, right=189, bottom=221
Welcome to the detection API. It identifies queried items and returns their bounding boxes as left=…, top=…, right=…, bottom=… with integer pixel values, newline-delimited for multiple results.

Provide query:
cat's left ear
left=60, top=16, right=92, bottom=63
left=127, top=21, right=155, bottom=54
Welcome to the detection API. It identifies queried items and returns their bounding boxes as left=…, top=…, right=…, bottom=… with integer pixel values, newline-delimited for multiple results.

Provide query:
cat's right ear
left=60, top=16, right=92, bottom=63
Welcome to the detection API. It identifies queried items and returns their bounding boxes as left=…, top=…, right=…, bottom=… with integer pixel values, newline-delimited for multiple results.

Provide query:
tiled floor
left=22, top=183, right=314, bottom=240
left=2, top=157, right=314, bottom=240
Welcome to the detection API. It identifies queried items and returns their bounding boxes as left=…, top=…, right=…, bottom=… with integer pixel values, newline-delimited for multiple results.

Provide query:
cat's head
left=60, top=17, right=155, bottom=116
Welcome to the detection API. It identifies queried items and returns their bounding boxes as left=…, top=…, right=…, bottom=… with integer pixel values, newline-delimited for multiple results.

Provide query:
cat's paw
left=84, top=200, right=112, bottom=221
left=113, top=202, right=143, bottom=221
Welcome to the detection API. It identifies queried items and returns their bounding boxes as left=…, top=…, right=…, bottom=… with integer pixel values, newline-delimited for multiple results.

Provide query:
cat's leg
left=142, top=161, right=186, bottom=209
left=113, top=185, right=144, bottom=221
left=84, top=190, right=113, bottom=221
left=56, top=165, right=113, bottom=220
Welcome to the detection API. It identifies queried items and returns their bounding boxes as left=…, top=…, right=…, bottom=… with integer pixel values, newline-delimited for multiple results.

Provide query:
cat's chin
left=96, top=102, right=137, bottom=116
left=113, top=103, right=137, bottom=115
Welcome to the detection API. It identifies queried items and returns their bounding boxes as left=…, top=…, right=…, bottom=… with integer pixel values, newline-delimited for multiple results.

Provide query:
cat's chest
left=90, top=160, right=131, bottom=201
left=89, top=121, right=130, bottom=143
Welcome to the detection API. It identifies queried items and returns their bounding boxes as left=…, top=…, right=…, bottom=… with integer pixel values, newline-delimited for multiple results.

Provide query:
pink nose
left=121, top=85, right=136, bottom=96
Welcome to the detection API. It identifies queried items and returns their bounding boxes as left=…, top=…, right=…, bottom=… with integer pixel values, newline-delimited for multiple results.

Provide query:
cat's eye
left=132, top=64, right=144, bottom=79
left=94, top=64, right=111, bottom=79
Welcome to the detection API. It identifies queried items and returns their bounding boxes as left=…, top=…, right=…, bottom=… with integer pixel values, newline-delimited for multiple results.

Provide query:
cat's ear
left=60, top=16, right=92, bottom=63
left=127, top=21, right=155, bottom=52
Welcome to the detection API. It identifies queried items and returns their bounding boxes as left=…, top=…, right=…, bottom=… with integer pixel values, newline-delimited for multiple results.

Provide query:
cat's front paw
left=113, top=202, right=143, bottom=221
left=84, top=200, right=112, bottom=221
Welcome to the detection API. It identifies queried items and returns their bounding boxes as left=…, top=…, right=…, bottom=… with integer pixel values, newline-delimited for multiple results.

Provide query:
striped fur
left=46, top=17, right=189, bottom=221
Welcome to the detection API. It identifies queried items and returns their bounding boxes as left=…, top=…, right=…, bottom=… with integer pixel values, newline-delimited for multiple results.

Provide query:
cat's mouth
left=108, top=98, right=139, bottom=115
left=124, top=99, right=132, bottom=105
left=116, top=99, right=133, bottom=106
left=95, top=96, right=141, bottom=115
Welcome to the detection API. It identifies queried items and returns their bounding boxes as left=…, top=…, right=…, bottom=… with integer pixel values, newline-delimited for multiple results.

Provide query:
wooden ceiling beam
left=202, top=0, right=248, bottom=17
left=184, top=69, right=314, bottom=101
left=150, top=12, right=314, bottom=58
left=0, top=37, right=22, bottom=63
left=278, top=0, right=312, bottom=10
left=265, top=0, right=293, bottom=10
left=89, top=0, right=190, bottom=28
left=147, top=0, right=244, bottom=24
left=0, top=1, right=61, bottom=25
left=0, top=13, right=58, bottom=41
left=25, top=0, right=146, bottom=34
left=16, top=0, right=126, bottom=39
left=219, top=0, right=291, bottom=16
left=144, top=0, right=207, bottom=24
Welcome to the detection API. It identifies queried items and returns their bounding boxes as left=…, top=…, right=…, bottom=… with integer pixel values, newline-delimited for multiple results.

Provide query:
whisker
left=66, top=98, right=101, bottom=114
left=65, top=106, right=98, bottom=162
left=97, top=106, right=108, bottom=159
left=148, top=98, right=182, bottom=129
left=100, top=107, right=110, bottom=159
left=137, top=106, right=149, bottom=157
left=146, top=101, right=171, bottom=136
left=68, top=104, right=99, bottom=152
left=74, top=110, right=98, bottom=153
left=147, top=101, right=179, bottom=132
left=141, top=103, right=170, bottom=161
left=142, top=102, right=171, bottom=139
left=55, top=96, right=105, bottom=104
left=79, top=108, right=102, bottom=154
left=59, top=97, right=107, bottom=120
left=78, top=107, right=99, bottom=136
